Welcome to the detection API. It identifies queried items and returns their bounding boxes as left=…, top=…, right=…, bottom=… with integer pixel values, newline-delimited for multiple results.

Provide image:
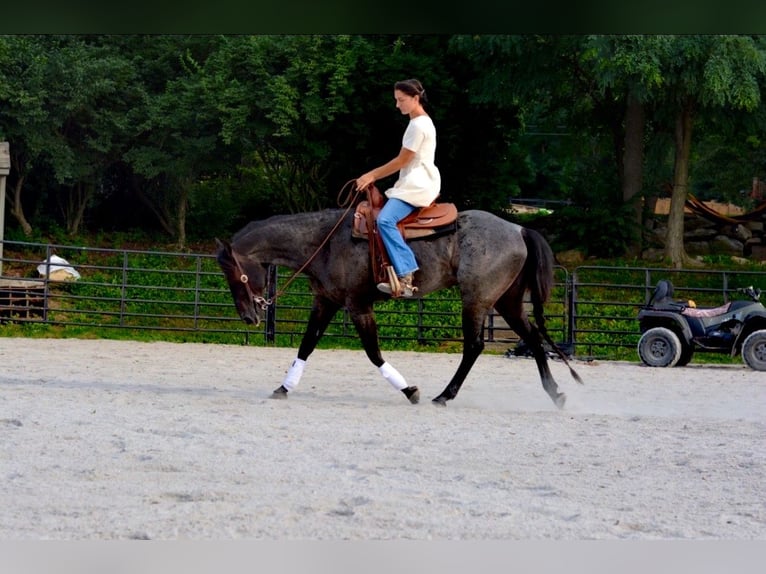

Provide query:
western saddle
left=352, top=184, right=458, bottom=297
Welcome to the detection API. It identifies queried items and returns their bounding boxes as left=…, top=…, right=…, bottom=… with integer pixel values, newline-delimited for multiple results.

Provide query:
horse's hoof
left=431, top=396, right=448, bottom=407
left=554, top=392, right=566, bottom=409
left=271, top=386, right=288, bottom=399
left=402, top=386, right=420, bottom=404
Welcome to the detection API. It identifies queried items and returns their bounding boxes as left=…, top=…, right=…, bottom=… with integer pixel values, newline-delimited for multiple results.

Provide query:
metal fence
left=2, top=240, right=765, bottom=358
left=0, top=240, right=237, bottom=337
left=569, top=265, right=766, bottom=357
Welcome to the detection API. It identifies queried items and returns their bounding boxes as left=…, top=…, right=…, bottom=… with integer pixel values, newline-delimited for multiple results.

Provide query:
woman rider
left=355, top=78, right=441, bottom=298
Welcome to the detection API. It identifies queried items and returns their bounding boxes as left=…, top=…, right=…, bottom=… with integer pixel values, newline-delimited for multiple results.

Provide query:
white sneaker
left=377, top=273, right=417, bottom=298
left=399, top=274, right=417, bottom=298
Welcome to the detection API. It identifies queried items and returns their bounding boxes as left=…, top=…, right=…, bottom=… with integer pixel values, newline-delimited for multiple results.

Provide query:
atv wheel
left=637, top=327, right=683, bottom=368
left=676, top=343, right=694, bottom=367
left=741, top=329, right=766, bottom=371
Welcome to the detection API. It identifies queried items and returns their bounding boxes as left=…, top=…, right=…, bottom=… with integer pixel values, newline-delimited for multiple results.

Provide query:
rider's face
left=394, top=90, right=418, bottom=115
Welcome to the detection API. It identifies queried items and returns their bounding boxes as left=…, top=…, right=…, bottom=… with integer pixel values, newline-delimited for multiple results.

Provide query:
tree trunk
left=131, top=175, right=175, bottom=238
left=622, top=94, right=645, bottom=257
left=175, top=183, right=188, bottom=249
left=665, top=103, right=694, bottom=268
left=9, top=175, right=33, bottom=237
left=257, top=146, right=325, bottom=214
left=65, top=181, right=92, bottom=236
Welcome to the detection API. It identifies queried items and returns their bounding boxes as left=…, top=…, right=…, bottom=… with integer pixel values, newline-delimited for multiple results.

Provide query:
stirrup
left=377, top=267, right=401, bottom=296
left=377, top=269, right=418, bottom=298
left=377, top=282, right=417, bottom=297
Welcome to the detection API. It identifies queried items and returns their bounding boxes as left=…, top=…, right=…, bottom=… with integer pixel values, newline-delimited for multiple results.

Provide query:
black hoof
left=402, top=386, right=420, bottom=404
left=271, top=386, right=288, bottom=400
left=431, top=396, right=448, bottom=407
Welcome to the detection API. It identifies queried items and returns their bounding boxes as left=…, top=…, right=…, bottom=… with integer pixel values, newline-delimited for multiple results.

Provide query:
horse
left=216, top=207, right=582, bottom=408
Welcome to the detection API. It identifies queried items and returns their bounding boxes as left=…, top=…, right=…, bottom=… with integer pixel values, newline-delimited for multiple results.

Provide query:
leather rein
left=231, top=180, right=363, bottom=309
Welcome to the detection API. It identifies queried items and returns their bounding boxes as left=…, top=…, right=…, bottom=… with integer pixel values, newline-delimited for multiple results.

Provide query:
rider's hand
left=356, top=173, right=374, bottom=190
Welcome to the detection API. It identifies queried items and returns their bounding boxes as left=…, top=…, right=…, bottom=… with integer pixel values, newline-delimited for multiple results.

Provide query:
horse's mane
left=231, top=209, right=349, bottom=254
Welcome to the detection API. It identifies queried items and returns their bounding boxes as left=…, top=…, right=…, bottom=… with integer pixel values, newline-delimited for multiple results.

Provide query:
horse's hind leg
left=495, top=295, right=566, bottom=409
left=272, top=296, right=340, bottom=398
left=432, top=307, right=486, bottom=406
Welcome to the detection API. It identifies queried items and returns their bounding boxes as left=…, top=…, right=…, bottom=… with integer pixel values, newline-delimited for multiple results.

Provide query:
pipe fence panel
left=569, top=265, right=766, bottom=358
left=0, top=241, right=248, bottom=344
left=2, top=240, right=765, bottom=359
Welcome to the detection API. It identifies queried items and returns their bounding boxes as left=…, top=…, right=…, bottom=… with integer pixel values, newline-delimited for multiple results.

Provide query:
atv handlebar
left=737, top=286, right=762, bottom=301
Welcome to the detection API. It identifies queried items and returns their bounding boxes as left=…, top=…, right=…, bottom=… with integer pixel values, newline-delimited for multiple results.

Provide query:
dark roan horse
left=216, top=207, right=582, bottom=408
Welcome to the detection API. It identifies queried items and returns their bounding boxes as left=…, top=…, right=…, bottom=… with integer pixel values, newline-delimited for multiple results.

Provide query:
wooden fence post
left=0, top=142, right=11, bottom=278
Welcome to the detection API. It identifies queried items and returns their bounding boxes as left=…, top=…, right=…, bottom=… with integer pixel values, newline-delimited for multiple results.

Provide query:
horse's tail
left=521, top=228, right=583, bottom=384
left=521, top=227, right=553, bottom=314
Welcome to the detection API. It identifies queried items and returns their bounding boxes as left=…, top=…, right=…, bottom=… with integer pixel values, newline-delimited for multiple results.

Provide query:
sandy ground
left=0, top=337, right=764, bottom=540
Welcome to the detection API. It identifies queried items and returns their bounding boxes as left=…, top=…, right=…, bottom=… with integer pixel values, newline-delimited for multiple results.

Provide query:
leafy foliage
left=2, top=34, right=766, bottom=263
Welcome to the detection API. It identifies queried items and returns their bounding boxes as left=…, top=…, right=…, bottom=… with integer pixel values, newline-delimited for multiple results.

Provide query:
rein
left=234, top=179, right=363, bottom=308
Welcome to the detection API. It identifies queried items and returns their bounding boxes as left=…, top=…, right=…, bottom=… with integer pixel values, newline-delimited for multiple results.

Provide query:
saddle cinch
left=352, top=184, right=458, bottom=296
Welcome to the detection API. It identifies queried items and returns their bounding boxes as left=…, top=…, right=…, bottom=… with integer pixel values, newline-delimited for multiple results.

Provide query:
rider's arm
left=356, top=147, right=415, bottom=190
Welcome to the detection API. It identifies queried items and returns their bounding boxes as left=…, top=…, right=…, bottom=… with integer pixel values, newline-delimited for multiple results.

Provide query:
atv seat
left=681, top=303, right=731, bottom=318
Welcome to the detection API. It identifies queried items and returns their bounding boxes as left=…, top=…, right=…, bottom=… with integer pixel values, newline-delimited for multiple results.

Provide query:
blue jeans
left=378, top=198, right=419, bottom=277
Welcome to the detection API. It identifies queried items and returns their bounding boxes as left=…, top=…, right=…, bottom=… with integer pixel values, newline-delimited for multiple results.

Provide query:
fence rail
left=2, top=240, right=765, bottom=359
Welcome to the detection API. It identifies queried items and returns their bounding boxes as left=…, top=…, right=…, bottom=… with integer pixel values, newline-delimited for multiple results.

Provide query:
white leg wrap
left=379, top=361, right=408, bottom=391
left=281, top=358, right=306, bottom=391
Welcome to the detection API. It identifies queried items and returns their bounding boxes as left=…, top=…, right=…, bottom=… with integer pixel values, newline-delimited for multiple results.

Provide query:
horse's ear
left=215, top=238, right=232, bottom=255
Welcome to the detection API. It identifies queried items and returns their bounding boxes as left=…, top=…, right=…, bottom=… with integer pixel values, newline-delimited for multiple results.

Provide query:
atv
left=637, top=279, right=766, bottom=370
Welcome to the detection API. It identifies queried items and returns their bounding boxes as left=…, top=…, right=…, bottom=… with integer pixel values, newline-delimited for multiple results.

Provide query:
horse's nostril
left=243, top=316, right=254, bottom=325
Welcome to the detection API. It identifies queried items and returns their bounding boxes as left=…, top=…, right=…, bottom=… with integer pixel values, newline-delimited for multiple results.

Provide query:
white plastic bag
left=37, top=255, right=81, bottom=281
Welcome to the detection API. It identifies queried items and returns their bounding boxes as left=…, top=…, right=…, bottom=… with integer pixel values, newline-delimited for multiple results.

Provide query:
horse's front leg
left=348, top=303, right=420, bottom=404
left=271, top=296, right=340, bottom=398
left=433, top=307, right=486, bottom=406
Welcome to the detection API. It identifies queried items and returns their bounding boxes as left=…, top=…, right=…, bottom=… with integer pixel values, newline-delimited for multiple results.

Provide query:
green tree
left=47, top=36, right=141, bottom=235
left=692, top=104, right=766, bottom=205
left=203, top=35, right=371, bottom=215
left=657, top=35, right=766, bottom=267
left=0, top=36, right=142, bottom=236
left=0, top=35, right=55, bottom=236
left=122, top=35, right=225, bottom=247
left=581, top=35, right=671, bottom=255
left=448, top=35, right=638, bottom=255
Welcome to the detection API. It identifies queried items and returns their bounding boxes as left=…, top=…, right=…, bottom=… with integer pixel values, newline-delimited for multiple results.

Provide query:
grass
left=3, top=242, right=765, bottom=366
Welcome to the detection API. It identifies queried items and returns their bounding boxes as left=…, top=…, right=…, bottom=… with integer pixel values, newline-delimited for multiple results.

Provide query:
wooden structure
left=0, top=142, right=9, bottom=278
left=0, top=278, right=46, bottom=321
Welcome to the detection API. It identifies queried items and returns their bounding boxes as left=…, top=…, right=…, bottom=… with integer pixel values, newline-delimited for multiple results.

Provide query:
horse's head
left=215, top=238, right=270, bottom=326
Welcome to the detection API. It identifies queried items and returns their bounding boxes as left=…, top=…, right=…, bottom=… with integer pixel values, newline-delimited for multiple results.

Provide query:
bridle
left=229, top=249, right=272, bottom=311
left=229, top=179, right=363, bottom=310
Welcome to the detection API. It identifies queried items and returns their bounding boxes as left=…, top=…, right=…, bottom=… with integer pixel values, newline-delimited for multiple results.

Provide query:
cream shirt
left=384, top=115, right=441, bottom=207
